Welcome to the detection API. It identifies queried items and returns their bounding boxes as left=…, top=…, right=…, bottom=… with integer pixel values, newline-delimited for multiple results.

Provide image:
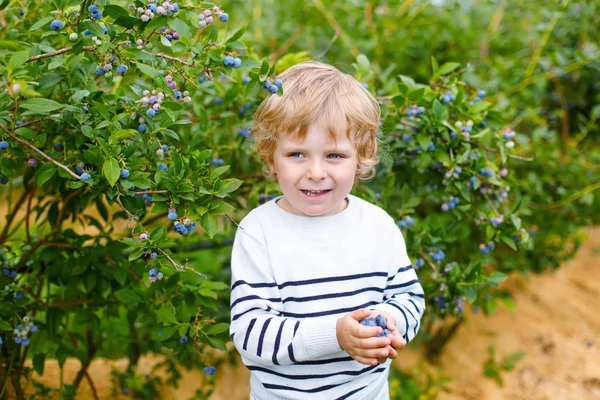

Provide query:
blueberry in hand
left=359, top=318, right=377, bottom=327
left=375, top=315, right=387, bottom=328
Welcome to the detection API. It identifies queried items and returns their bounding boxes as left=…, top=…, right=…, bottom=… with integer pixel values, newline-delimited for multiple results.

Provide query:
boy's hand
left=368, top=310, right=406, bottom=361
left=336, top=309, right=393, bottom=366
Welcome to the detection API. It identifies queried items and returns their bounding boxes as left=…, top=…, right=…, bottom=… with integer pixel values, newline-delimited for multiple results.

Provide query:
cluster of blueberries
left=12, top=316, right=38, bottom=347
left=406, top=104, right=425, bottom=117
left=415, top=259, right=425, bottom=269
left=440, top=92, right=455, bottom=104
left=359, top=315, right=392, bottom=338
left=1, top=268, right=18, bottom=279
left=167, top=209, right=197, bottom=235
left=397, top=215, right=415, bottom=229
left=489, top=215, right=504, bottom=227
left=134, top=1, right=180, bottom=22
left=198, top=6, right=229, bottom=28
left=469, top=89, right=487, bottom=105
left=88, top=4, right=103, bottom=20
left=223, top=55, right=242, bottom=68
left=263, top=79, right=282, bottom=94
left=430, top=248, right=446, bottom=262
left=441, top=196, right=459, bottom=212
left=148, top=268, right=164, bottom=283
left=479, top=241, right=496, bottom=254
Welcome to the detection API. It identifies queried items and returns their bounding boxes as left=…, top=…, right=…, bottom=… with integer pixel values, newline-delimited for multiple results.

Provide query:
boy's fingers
left=350, top=308, right=371, bottom=321
left=356, top=347, right=389, bottom=360
left=354, top=326, right=383, bottom=339
left=353, top=355, right=379, bottom=366
left=357, top=336, right=390, bottom=349
left=390, top=334, right=406, bottom=349
left=385, top=345, right=398, bottom=359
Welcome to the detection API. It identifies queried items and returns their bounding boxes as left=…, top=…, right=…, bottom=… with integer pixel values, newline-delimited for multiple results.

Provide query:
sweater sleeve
left=369, top=223, right=426, bottom=344
left=229, top=223, right=341, bottom=366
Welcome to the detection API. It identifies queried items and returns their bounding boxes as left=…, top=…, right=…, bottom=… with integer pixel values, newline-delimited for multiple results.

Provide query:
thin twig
left=134, top=190, right=169, bottom=195
left=419, top=251, right=439, bottom=275
left=76, top=0, right=89, bottom=28
left=0, top=123, right=83, bottom=180
left=315, top=32, right=338, bottom=60
left=481, top=191, right=500, bottom=216
left=482, top=147, right=533, bottom=161
left=158, top=248, right=207, bottom=278
left=26, top=46, right=95, bottom=63
left=140, top=50, right=194, bottom=67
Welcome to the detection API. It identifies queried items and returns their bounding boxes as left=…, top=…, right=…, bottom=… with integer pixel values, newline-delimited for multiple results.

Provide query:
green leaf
left=29, top=17, right=54, bottom=32
left=215, top=178, right=242, bottom=198
left=432, top=99, right=448, bottom=120
left=33, top=353, right=46, bottom=376
left=160, top=35, right=172, bottom=47
left=465, top=286, right=477, bottom=303
left=210, top=165, right=230, bottom=180
left=150, top=225, right=167, bottom=242
left=104, top=4, right=130, bottom=19
left=489, top=271, right=507, bottom=283
left=109, top=129, right=137, bottom=144
left=438, top=62, right=460, bottom=75
left=0, top=317, right=12, bottom=331
left=210, top=201, right=235, bottom=215
left=156, top=306, right=178, bottom=325
left=206, top=323, right=229, bottom=335
left=79, top=20, right=105, bottom=37
left=8, top=49, right=30, bottom=71
left=468, top=101, right=492, bottom=113
left=502, top=352, right=526, bottom=371
left=37, top=167, right=57, bottom=187
left=128, top=247, right=145, bottom=261
left=20, top=98, right=65, bottom=114
left=114, top=288, right=140, bottom=305
left=500, top=235, right=518, bottom=251
left=103, top=158, right=120, bottom=186
left=136, top=62, right=159, bottom=79
left=356, top=54, right=370, bottom=71
left=201, top=213, right=218, bottom=238
left=226, top=25, right=247, bottom=43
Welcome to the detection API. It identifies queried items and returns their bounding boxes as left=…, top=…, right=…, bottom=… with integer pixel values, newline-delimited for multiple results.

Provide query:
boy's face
left=270, top=122, right=357, bottom=217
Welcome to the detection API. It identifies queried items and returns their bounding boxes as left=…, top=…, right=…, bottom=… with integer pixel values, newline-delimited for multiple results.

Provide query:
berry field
left=1, top=1, right=599, bottom=399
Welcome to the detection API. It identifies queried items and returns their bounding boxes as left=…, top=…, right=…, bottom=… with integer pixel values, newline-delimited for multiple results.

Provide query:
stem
left=0, top=123, right=83, bottom=181
left=26, top=46, right=95, bottom=63
left=481, top=147, right=533, bottom=161
left=425, top=318, right=463, bottom=361
left=139, top=50, right=193, bottom=67
left=76, top=0, right=88, bottom=28
left=419, top=251, right=440, bottom=275
left=551, top=75, right=570, bottom=153
left=25, top=187, right=36, bottom=245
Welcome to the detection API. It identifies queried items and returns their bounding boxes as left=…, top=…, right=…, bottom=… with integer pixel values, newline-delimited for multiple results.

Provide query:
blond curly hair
left=251, top=61, right=381, bottom=181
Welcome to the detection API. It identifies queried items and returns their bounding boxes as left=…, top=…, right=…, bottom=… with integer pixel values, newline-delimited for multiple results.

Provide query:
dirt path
left=9, top=227, right=600, bottom=399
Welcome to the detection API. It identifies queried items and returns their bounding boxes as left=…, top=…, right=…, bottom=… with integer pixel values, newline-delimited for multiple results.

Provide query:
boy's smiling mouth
left=300, top=189, right=333, bottom=197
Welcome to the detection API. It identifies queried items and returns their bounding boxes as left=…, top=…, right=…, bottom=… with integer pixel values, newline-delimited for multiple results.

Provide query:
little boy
left=229, top=61, right=425, bottom=399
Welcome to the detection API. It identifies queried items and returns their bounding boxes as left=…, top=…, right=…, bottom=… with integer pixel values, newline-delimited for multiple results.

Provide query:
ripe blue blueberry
left=15, top=337, right=22, bottom=344
left=149, top=268, right=158, bottom=277
left=211, top=158, right=224, bottom=165
left=161, top=144, right=168, bottom=151
left=75, top=164, right=85, bottom=174
left=242, top=76, right=250, bottom=84
left=10, top=271, right=18, bottom=279
left=0, top=141, right=8, bottom=150
left=15, top=291, right=24, bottom=300
left=116, top=65, right=128, bottom=74
left=179, top=335, right=188, bottom=344
left=174, top=91, right=182, bottom=100
left=91, top=10, right=102, bottom=19
left=402, top=134, right=412, bottom=142
left=233, top=58, right=242, bottom=68
left=172, top=4, right=180, bottom=12
left=165, top=34, right=173, bottom=41
left=0, top=176, right=8, bottom=184
left=84, top=29, right=93, bottom=36
left=1, top=268, right=9, bottom=276
left=223, top=55, right=235, bottom=67
left=150, top=252, right=157, bottom=259
left=214, top=97, right=224, bottom=105
left=146, top=109, right=156, bottom=117
left=138, top=124, right=147, bottom=133
left=167, top=208, right=178, bottom=220
left=96, top=67, right=105, bottom=76
left=80, top=172, right=91, bottom=181
left=158, top=163, right=168, bottom=172
left=238, top=128, right=251, bottom=138
left=428, top=142, right=435, bottom=151
left=375, top=315, right=387, bottom=328
left=54, top=143, right=63, bottom=151
left=88, top=4, right=98, bottom=13
left=268, top=85, right=278, bottom=94
left=198, top=75, right=206, bottom=83
left=415, top=259, right=425, bottom=268
left=16, top=121, right=23, bottom=126
left=50, top=20, right=64, bottom=31
left=219, top=13, right=229, bottom=22
left=0, top=336, right=3, bottom=345
left=274, top=79, right=283, bottom=88
left=120, top=169, right=130, bottom=179
left=263, top=80, right=272, bottom=89
left=359, top=318, right=377, bottom=327
left=203, top=366, right=216, bottom=375
left=82, top=105, right=89, bottom=113
left=376, top=329, right=392, bottom=338
left=477, top=90, right=486, bottom=98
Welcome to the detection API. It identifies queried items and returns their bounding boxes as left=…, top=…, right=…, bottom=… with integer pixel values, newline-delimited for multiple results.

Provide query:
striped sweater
left=230, top=195, right=426, bottom=400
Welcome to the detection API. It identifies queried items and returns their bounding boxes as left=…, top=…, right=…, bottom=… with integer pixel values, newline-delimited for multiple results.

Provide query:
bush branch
left=26, top=46, right=95, bottom=63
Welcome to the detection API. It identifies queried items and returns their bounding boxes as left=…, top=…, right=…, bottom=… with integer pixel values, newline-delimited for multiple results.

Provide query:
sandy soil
left=5, top=227, right=600, bottom=399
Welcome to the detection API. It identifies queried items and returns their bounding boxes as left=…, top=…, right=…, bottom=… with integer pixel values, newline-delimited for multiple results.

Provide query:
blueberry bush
left=1, top=0, right=599, bottom=399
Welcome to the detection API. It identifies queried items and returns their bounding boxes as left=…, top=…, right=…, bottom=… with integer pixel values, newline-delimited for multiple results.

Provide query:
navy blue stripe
left=295, top=356, right=354, bottom=365
left=278, top=272, right=388, bottom=289
left=232, top=306, right=273, bottom=322
left=282, top=287, right=384, bottom=304
left=231, top=294, right=282, bottom=309
left=386, top=265, right=413, bottom=281
left=387, top=301, right=410, bottom=342
left=257, top=317, right=272, bottom=357
left=336, top=385, right=368, bottom=400
left=243, top=318, right=256, bottom=351
left=398, top=302, right=418, bottom=335
left=384, top=291, right=424, bottom=300
left=272, top=320, right=285, bottom=366
left=262, top=367, right=386, bottom=393
left=282, top=302, right=378, bottom=318
left=231, top=280, right=277, bottom=291
left=287, top=321, right=300, bottom=363
left=387, top=279, right=420, bottom=290
left=246, top=364, right=377, bottom=379
left=407, top=299, right=422, bottom=335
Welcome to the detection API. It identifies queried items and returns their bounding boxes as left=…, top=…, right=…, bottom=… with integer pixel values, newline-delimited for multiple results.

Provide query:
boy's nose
left=307, top=160, right=326, bottom=181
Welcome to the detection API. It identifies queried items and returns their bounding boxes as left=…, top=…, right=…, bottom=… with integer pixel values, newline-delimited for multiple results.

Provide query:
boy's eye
left=288, top=152, right=303, bottom=158
left=328, top=153, right=344, bottom=159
